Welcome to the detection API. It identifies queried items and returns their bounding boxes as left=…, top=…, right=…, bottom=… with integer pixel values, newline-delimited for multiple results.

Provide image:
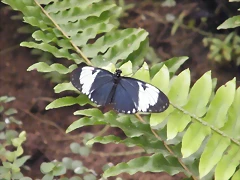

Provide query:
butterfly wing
left=112, top=77, right=169, bottom=113
left=71, top=63, right=115, bottom=105
left=111, top=83, right=137, bottom=113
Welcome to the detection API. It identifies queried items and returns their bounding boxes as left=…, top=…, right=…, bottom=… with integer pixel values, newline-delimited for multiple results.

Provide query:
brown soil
left=0, top=1, right=239, bottom=179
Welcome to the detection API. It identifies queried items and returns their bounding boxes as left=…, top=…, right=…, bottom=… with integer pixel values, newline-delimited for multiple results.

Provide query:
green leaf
left=21, top=42, right=81, bottom=63
left=20, top=177, right=32, bottom=180
left=71, top=160, right=83, bottom=170
left=3, top=162, right=13, bottom=168
left=4, top=108, right=18, bottom=116
left=217, top=15, right=240, bottom=29
left=214, top=144, right=240, bottom=180
left=0, top=106, right=4, bottom=113
left=79, top=147, right=90, bottom=156
left=91, top=29, right=149, bottom=67
left=199, top=133, right=230, bottom=178
left=164, top=56, right=188, bottom=74
left=5, top=130, right=18, bottom=142
left=168, top=69, right=190, bottom=106
left=232, top=169, right=240, bottom=180
left=5, top=151, right=15, bottom=162
left=66, top=111, right=117, bottom=133
left=15, top=146, right=24, bottom=157
left=46, top=95, right=90, bottom=110
left=0, top=96, right=8, bottom=102
left=125, top=38, right=149, bottom=68
left=74, top=166, right=85, bottom=174
left=150, top=106, right=173, bottom=127
left=54, top=82, right=76, bottom=93
left=83, top=174, right=96, bottom=180
left=87, top=135, right=122, bottom=146
left=221, top=87, right=240, bottom=138
left=40, top=162, right=55, bottom=174
left=70, top=142, right=81, bottom=154
left=14, top=156, right=31, bottom=167
left=203, top=78, right=235, bottom=127
left=132, top=62, right=150, bottom=83
left=82, top=28, right=144, bottom=58
left=182, top=122, right=211, bottom=158
left=42, top=174, right=54, bottom=180
left=52, top=164, right=66, bottom=176
left=1, top=96, right=16, bottom=103
left=103, top=153, right=183, bottom=177
left=27, top=62, right=73, bottom=74
left=151, top=65, right=170, bottom=94
left=62, top=157, right=73, bottom=169
left=50, top=3, right=116, bottom=25
left=66, top=117, right=105, bottom=133
left=0, top=122, right=6, bottom=131
left=183, top=71, right=212, bottom=117
left=74, top=108, right=103, bottom=118
left=167, top=111, right=191, bottom=140
left=69, top=176, right=82, bottom=180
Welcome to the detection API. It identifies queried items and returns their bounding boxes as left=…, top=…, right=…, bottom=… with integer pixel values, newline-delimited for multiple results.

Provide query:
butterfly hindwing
left=111, top=83, right=137, bottom=114
left=89, top=82, right=114, bottom=105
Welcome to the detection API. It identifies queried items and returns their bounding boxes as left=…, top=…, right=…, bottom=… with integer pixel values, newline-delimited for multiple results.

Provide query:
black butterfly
left=71, top=63, right=169, bottom=114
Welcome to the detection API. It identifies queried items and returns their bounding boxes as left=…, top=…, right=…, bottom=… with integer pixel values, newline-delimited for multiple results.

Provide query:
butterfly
left=71, top=63, right=169, bottom=114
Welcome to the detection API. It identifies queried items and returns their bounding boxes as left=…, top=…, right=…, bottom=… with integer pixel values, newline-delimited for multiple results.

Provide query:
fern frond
left=103, top=153, right=185, bottom=178
left=3, top=0, right=149, bottom=68
left=62, top=62, right=239, bottom=179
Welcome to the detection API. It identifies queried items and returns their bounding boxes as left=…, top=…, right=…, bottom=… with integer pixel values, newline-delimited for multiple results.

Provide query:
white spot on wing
left=79, top=67, right=99, bottom=95
left=137, top=82, right=159, bottom=112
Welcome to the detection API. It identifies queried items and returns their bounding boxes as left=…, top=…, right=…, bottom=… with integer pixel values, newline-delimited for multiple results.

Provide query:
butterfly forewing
left=119, top=77, right=169, bottom=113
left=71, top=63, right=114, bottom=104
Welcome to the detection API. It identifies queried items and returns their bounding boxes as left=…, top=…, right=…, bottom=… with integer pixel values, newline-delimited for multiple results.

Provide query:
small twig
left=33, top=97, right=54, bottom=103
left=0, top=45, right=20, bottom=55
left=134, top=112, right=197, bottom=180
left=92, top=148, right=145, bottom=157
left=96, top=125, right=110, bottom=136
left=19, top=108, right=67, bottom=135
left=150, top=128, right=197, bottom=180
left=137, top=10, right=213, bottom=37
left=19, top=108, right=91, bottom=143
left=170, top=102, right=240, bottom=146
left=52, top=134, right=85, bottom=141
left=135, top=113, right=146, bottom=123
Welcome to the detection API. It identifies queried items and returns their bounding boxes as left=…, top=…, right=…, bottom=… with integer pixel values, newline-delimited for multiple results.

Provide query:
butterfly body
left=71, top=63, right=169, bottom=114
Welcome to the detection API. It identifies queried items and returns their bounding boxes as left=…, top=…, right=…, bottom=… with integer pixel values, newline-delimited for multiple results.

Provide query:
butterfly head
left=115, top=69, right=122, bottom=78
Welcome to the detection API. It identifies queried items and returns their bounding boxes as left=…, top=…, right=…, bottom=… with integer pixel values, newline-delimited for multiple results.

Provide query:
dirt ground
left=0, top=0, right=239, bottom=179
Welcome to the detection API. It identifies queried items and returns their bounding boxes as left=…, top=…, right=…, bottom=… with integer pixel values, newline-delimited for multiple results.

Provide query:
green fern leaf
left=27, top=62, right=76, bottom=74
left=54, top=82, right=76, bottom=93
left=183, top=71, right=212, bottom=117
left=199, top=133, right=230, bottom=178
left=73, top=108, right=103, bottom=118
left=103, top=153, right=184, bottom=178
left=46, top=95, right=90, bottom=110
left=215, top=143, right=240, bottom=180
